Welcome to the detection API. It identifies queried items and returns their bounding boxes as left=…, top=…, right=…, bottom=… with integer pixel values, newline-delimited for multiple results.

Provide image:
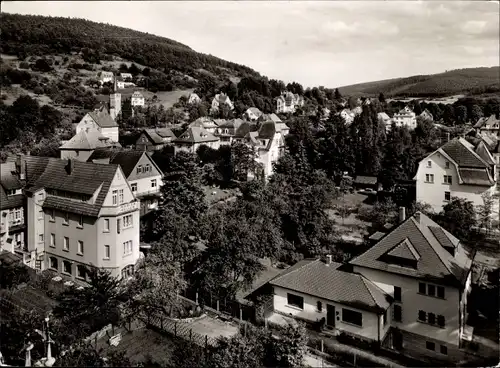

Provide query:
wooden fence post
left=174, top=322, right=177, bottom=337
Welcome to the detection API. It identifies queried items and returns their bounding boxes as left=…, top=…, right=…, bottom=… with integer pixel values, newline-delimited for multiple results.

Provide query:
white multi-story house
left=173, top=126, right=220, bottom=154
left=414, top=138, right=498, bottom=220
left=275, top=92, right=304, bottom=114
left=392, top=106, right=417, bottom=130
left=378, top=112, right=391, bottom=127
left=99, top=71, right=114, bottom=84
left=20, top=155, right=141, bottom=279
left=76, top=109, right=119, bottom=143
left=60, top=129, right=121, bottom=162
left=270, top=210, right=475, bottom=363
left=339, top=109, right=356, bottom=125
left=244, top=107, right=263, bottom=121
left=131, top=91, right=145, bottom=107
left=88, top=148, right=163, bottom=215
left=120, top=73, right=133, bottom=81
left=474, top=115, right=500, bottom=137
left=188, top=93, right=202, bottom=104
left=1, top=161, right=26, bottom=256
left=211, top=93, right=234, bottom=113
left=189, top=117, right=219, bottom=134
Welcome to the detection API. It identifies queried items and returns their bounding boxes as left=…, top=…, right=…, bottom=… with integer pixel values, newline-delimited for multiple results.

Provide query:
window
left=445, top=161, right=450, bottom=169
left=50, top=233, right=56, bottom=248
left=394, top=286, right=401, bottom=302
left=104, top=219, right=110, bottom=232
left=121, top=265, right=134, bottom=279
left=63, top=237, right=69, bottom=251
left=123, top=214, right=133, bottom=228
left=427, top=284, right=436, bottom=297
left=418, top=310, right=426, bottom=322
left=425, top=174, right=434, bottom=183
left=317, top=301, right=322, bottom=312
left=437, top=286, right=445, bottom=299
left=145, top=164, right=151, bottom=172
left=104, top=245, right=110, bottom=259
left=63, top=261, right=72, bottom=275
left=63, top=212, right=69, bottom=225
left=426, top=341, right=435, bottom=351
left=117, top=218, right=121, bottom=234
left=342, top=308, right=363, bottom=327
left=426, top=161, right=432, bottom=168
left=437, top=315, right=445, bottom=327
left=136, top=165, right=142, bottom=174
left=77, top=265, right=86, bottom=279
left=383, top=310, right=388, bottom=325
left=286, top=293, right=304, bottom=309
left=112, top=190, right=118, bottom=205
left=38, top=192, right=44, bottom=201
left=39, top=234, right=44, bottom=243
left=118, top=189, right=124, bottom=204
left=77, top=241, right=84, bottom=255
left=38, top=209, right=43, bottom=220
left=443, top=175, right=452, bottom=184
left=50, top=257, right=58, bottom=270
left=428, top=313, right=436, bottom=325
left=440, top=345, right=448, bottom=355
left=131, top=183, right=137, bottom=192
left=444, top=191, right=451, bottom=201
left=123, top=240, right=133, bottom=255
left=49, top=209, right=55, bottom=222
left=419, top=282, right=426, bottom=294
left=151, top=179, right=157, bottom=188
left=78, top=215, right=83, bottom=228
left=393, top=305, right=402, bottom=322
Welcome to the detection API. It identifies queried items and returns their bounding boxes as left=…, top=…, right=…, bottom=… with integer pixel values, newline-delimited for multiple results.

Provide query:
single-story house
left=353, top=175, right=379, bottom=190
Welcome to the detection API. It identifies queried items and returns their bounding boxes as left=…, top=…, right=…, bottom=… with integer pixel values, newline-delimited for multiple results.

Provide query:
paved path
left=304, top=353, right=336, bottom=367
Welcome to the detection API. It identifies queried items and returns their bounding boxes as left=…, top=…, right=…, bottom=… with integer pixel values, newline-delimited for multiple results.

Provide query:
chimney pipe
left=326, top=254, right=332, bottom=266
left=446, top=132, right=450, bottom=142
left=399, top=207, right=406, bottom=223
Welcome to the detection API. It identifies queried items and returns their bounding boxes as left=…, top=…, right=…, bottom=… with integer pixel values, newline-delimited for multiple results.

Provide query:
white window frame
left=444, top=191, right=451, bottom=201
left=112, top=190, right=118, bottom=205
left=118, top=189, right=124, bottom=204
left=103, top=218, right=110, bottom=232
left=123, top=240, right=133, bottom=256
left=63, top=237, right=69, bottom=251
left=38, top=233, right=44, bottom=243
left=426, top=161, right=432, bottom=168
left=78, top=215, right=83, bottom=228
left=77, top=240, right=84, bottom=255
left=131, top=183, right=137, bottom=192
left=104, top=245, right=110, bottom=260
left=151, top=179, right=157, bottom=188
left=63, top=212, right=69, bottom=225
left=50, top=233, right=55, bottom=248
left=425, top=174, right=434, bottom=183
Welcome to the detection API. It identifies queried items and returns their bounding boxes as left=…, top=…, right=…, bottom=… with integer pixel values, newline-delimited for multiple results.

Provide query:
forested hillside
left=339, top=67, right=500, bottom=97
left=0, top=13, right=259, bottom=78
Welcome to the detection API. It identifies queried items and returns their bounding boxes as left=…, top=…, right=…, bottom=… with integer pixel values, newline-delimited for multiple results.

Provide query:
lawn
left=203, top=186, right=239, bottom=206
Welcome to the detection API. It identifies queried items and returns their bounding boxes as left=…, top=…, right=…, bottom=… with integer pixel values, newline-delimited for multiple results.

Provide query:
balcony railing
left=100, top=200, right=140, bottom=216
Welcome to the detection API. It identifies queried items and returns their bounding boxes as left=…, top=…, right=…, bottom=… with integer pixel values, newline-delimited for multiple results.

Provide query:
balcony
left=100, top=200, right=140, bottom=216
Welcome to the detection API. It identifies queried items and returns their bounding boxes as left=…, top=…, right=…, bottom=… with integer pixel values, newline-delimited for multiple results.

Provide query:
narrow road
left=304, top=353, right=336, bottom=367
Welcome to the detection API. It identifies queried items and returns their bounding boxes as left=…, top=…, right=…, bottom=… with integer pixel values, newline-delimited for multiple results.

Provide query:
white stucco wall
left=273, top=286, right=383, bottom=341
left=352, top=266, right=462, bottom=346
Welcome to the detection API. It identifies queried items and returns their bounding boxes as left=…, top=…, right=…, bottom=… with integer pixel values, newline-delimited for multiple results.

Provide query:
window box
left=286, top=293, right=304, bottom=310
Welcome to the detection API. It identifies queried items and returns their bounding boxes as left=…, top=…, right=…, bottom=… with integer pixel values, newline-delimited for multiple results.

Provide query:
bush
left=19, top=61, right=30, bottom=69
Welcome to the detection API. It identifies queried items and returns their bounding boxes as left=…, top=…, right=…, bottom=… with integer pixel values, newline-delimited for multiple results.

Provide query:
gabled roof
left=174, top=126, right=219, bottom=144
left=246, top=107, right=263, bottom=117
left=87, top=148, right=149, bottom=177
left=189, top=117, right=218, bottom=130
left=87, top=110, right=118, bottom=128
left=474, top=115, right=500, bottom=129
left=235, top=121, right=257, bottom=138
left=350, top=212, right=474, bottom=287
left=22, top=156, right=120, bottom=217
left=441, top=138, right=490, bottom=168
left=396, top=106, right=414, bottom=115
left=260, top=113, right=282, bottom=123
left=270, top=259, right=391, bottom=313
left=354, top=175, right=378, bottom=185
left=377, top=112, right=390, bottom=121
left=132, top=91, right=143, bottom=98
left=387, top=238, right=421, bottom=261
left=141, top=128, right=176, bottom=145
left=60, top=129, right=116, bottom=150
left=475, top=141, right=496, bottom=165
left=0, top=162, right=24, bottom=210
left=258, top=121, right=277, bottom=139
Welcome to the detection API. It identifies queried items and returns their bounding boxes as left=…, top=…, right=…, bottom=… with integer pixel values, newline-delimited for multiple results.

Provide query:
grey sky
left=3, top=1, right=499, bottom=88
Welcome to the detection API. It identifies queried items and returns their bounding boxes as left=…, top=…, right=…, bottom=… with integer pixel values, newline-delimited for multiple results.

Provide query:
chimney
left=325, top=254, right=332, bottom=266
left=66, top=158, right=74, bottom=175
left=399, top=207, right=406, bottom=223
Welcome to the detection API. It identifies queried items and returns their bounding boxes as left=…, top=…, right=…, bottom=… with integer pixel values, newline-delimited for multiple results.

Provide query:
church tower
left=109, top=77, right=122, bottom=121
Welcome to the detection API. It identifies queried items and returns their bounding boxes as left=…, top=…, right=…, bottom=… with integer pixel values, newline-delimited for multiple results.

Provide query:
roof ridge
left=360, top=276, right=380, bottom=307
left=270, top=259, right=319, bottom=283
left=458, top=138, right=491, bottom=167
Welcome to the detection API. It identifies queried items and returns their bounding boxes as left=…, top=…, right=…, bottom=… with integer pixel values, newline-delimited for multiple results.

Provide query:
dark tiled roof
left=441, top=138, right=489, bottom=168
left=387, top=239, right=420, bottom=261
left=43, top=195, right=101, bottom=217
left=60, top=129, right=114, bottom=150
left=350, top=212, right=473, bottom=287
left=88, top=110, right=118, bottom=128
left=475, top=141, right=496, bottom=165
left=270, top=259, right=391, bottom=313
left=458, top=168, right=494, bottom=186
left=234, top=121, right=257, bottom=138
left=0, top=162, right=24, bottom=210
left=23, top=156, right=118, bottom=217
left=354, top=176, right=378, bottom=185
left=87, top=148, right=145, bottom=178
left=258, top=121, right=276, bottom=139
left=174, top=127, right=218, bottom=144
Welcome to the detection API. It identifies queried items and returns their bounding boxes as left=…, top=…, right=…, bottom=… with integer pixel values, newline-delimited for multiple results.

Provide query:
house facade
left=211, top=93, right=234, bottom=113
left=339, top=109, right=356, bottom=125
left=474, top=115, right=500, bottom=137
left=173, top=126, right=220, bottom=154
left=21, top=156, right=141, bottom=280
left=419, top=109, right=434, bottom=121
left=76, top=109, right=119, bottom=143
left=414, top=138, right=498, bottom=220
left=60, top=129, right=121, bottom=162
left=188, top=93, right=201, bottom=104
left=275, top=92, right=304, bottom=114
left=245, top=107, right=263, bottom=121
left=135, top=128, right=176, bottom=152
left=392, top=107, right=417, bottom=130
left=99, top=71, right=114, bottom=84
left=189, top=117, right=219, bottom=134
left=131, top=91, right=145, bottom=107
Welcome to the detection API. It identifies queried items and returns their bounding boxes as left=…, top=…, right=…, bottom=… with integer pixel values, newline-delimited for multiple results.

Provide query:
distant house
left=131, top=91, right=145, bottom=107
left=214, top=118, right=251, bottom=145
left=276, top=92, right=304, bottom=114
left=76, top=108, right=119, bottom=142
left=353, top=175, right=379, bottom=190
left=188, top=93, right=202, bottom=104
left=340, top=109, right=356, bottom=125
left=377, top=112, right=391, bottom=127
left=419, top=109, right=434, bottom=121
left=87, top=148, right=163, bottom=214
left=99, top=71, right=114, bottom=84
left=135, top=127, right=176, bottom=152
left=116, top=76, right=126, bottom=89
left=245, top=107, right=263, bottom=121
left=474, top=115, right=500, bottom=137
left=60, top=129, right=121, bottom=162
left=189, top=117, right=219, bottom=134
left=211, top=93, right=234, bottom=113
left=120, top=73, right=133, bottom=81
left=173, top=126, right=220, bottom=154
left=392, top=106, right=417, bottom=130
